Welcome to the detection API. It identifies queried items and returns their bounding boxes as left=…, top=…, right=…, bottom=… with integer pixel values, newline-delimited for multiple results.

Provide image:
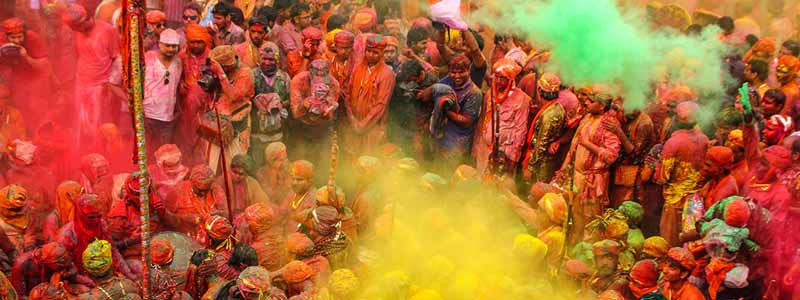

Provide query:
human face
left=260, top=52, right=278, bottom=75
left=493, top=75, right=511, bottom=90
left=266, top=152, right=288, bottom=170
left=365, top=48, right=382, bottom=66
left=763, top=120, right=784, bottom=145
left=777, top=64, right=796, bottom=85
left=594, top=254, right=618, bottom=276
left=383, top=45, right=398, bottom=63
left=450, top=67, right=470, bottom=87
left=744, top=63, right=757, bottom=82
left=6, top=32, right=24, bottom=46
left=661, top=262, right=686, bottom=283
left=249, top=26, right=267, bottom=46
left=411, top=39, right=427, bottom=56
left=183, top=8, right=200, bottom=25
left=780, top=46, right=793, bottom=57
left=291, top=175, right=312, bottom=194
left=150, top=21, right=167, bottom=36
left=231, top=166, right=246, bottom=183
left=586, top=99, right=606, bottom=115
left=335, top=44, right=352, bottom=59
left=188, top=40, right=207, bottom=56
left=762, top=95, right=783, bottom=116
left=700, top=157, right=723, bottom=179
left=159, top=42, right=179, bottom=57
left=294, top=11, right=312, bottom=29
left=213, top=13, right=230, bottom=29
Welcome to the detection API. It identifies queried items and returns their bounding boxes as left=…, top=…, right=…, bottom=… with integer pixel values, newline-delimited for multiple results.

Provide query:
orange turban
left=146, top=10, right=167, bottom=24
left=237, top=266, right=272, bottom=295
left=629, top=259, right=660, bottom=289
left=283, top=260, right=313, bottom=283
left=666, top=247, right=696, bottom=271
left=724, top=198, right=750, bottom=227
left=492, top=58, right=522, bottom=79
left=205, top=215, right=234, bottom=240
left=286, top=232, right=314, bottom=254
left=705, top=146, right=734, bottom=170
left=185, top=24, right=212, bottom=46
left=210, top=45, right=237, bottom=66
left=750, top=37, right=776, bottom=55
left=290, top=160, right=314, bottom=179
left=384, top=35, right=400, bottom=49
left=334, top=30, right=355, bottom=48
left=778, top=54, right=800, bottom=74
left=150, top=237, right=174, bottom=266
left=302, top=27, right=323, bottom=41
left=352, top=8, right=377, bottom=32
left=365, top=34, right=387, bottom=50
left=56, top=181, right=83, bottom=226
left=565, top=259, right=591, bottom=277
left=244, top=203, right=275, bottom=234
left=0, top=184, right=27, bottom=229
left=2, top=18, right=24, bottom=35
left=538, top=73, right=562, bottom=93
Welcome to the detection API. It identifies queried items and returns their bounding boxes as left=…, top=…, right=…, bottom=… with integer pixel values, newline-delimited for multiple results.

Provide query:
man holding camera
left=207, top=45, right=255, bottom=173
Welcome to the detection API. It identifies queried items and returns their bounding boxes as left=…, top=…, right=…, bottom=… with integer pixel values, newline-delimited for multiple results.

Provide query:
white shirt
left=143, top=50, right=182, bottom=122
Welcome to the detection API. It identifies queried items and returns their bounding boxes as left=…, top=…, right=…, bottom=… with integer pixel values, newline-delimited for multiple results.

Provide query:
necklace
left=292, top=191, right=310, bottom=209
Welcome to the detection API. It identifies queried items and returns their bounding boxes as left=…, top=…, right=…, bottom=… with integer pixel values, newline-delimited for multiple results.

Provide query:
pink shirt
left=143, top=51, right=182, bottom=122
left=74, top=20, right=119, bottom=87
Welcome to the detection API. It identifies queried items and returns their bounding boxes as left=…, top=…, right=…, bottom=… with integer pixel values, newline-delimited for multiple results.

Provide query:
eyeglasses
left=183, top=14, right=198, bottom=20
left=163, top=70, right=170, bottom=85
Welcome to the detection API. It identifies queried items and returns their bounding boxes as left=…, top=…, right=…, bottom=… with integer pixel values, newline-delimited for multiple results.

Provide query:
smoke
left=467, top=0, right=731, bottom=116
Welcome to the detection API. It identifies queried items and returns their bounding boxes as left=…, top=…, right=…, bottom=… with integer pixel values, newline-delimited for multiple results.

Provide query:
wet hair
left=747, top=59, right=769, bottom=81
left=257, top=6, right=277, bottom=24
left=783, top=40, right=800, bottom=56
left=494, top=33, right=510, bottom=45
left=398, top=59, right=424, bottom=82
left=326, top=14, right=348, bottom=31
left=745, top=34, right=759, bottom=48
left=717, top=16, right=734, bottom=34
left=406, top=26, right=430, bottom=47
left=290, top=3, right=310, bottom=19
left=231, top=7, right=244, bottom=25
left=764, top=88, right=787, bottom=108
left=273, top=0, right=292, bottom=12
left=213, top=1, right=234, bottom=16
left=248, top=16, right=267, bottom=28
left=190, top=249, right=211, bottom=266
left=228, top=244, right=259, bottom=268
left=183, top=2, right=202, bottom=15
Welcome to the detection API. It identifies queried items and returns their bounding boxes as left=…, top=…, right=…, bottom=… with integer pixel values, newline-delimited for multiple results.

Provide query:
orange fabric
left=55, top=181, right=83, bottom=227
left=284, top=260, right=313, bottom=283
left=724, top=198, right=750, bottom=227
left=244, top=203, right=275, bottom=234
left=287, top=232, right=314, bottom=254
left=205, top=215, right=233, bottom=240
left=0, top=185, right=27, bottom=229
left=2, top=18, right=24, bottom=34
left=185, top=24, right=212, bottom=46
left=146, top=10, right=167, bottom=24
left=150, top=237, right=174, bottom=266
left=706, top=258, right=734, bottom=300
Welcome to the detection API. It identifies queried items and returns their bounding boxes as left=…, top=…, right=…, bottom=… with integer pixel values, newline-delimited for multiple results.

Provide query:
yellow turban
left=326, top=29, right=343, bottom=49
left=82, top=239, right=113, bottom=275
left=513, top=234, right=548, bottom=265
left=329, top=269, right=359, bottom=297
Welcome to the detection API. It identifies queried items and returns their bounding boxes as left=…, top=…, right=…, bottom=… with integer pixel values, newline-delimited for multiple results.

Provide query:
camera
left=197, top=58, right=220, bottom=93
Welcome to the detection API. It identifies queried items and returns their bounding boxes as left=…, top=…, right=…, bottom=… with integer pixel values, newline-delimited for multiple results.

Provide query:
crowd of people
left=0, top=0, right=799, bottom=299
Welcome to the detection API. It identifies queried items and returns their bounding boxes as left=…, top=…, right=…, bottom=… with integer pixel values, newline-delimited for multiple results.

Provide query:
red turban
left=237, top=266, right=272, bottom=295
left=244, top=203, right=275, bottom=234
left=2, top=18, right=24, bottom=35
left=365, top=34, right=387, bottom=50
left=565, top=259, right=591, bottom=277
left=290, top=160, right=314, bottom=179
left=629, top=259, right=660, bottom=291
left=492, top=58, right=522, bottom=79
left=768, top=114, right=794, bottom=135
left=538, top=73, right=562, bottom=93
left=185, top=24, right=212, bottom=46
left=724, top=198, right=751, bottom=227
left=449, top=54, right=470, bottom=73
left=146, top=10, right=167, bottom=24
left=205, top=215, right=233, bottom=240
left=666, top=247, right=696, bottom=271
left=37, top=242, right=68, bottom=265
left=705, top=146, right=734, bottom=170
left=286, top=232, right=314, bottom=254
left=150, top=237, right=174, bottom=266
left=528, top=182, right=559, bottom=203
left=334, top=30, right=355, bottom=47
left=283, top=260, right=313, bottom=283
left=302, top=27, right=323, bottom=41
left=763, top=145, right=792, bottom=170
left=384, top=35, right=400, bottom=49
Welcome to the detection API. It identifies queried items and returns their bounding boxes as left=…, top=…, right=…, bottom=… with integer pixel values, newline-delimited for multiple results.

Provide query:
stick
left=214, top=102, right=235, bottom=222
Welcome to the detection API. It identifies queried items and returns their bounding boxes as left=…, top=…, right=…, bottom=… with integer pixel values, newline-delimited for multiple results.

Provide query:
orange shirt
left=661, top=281, right=707, bottom=300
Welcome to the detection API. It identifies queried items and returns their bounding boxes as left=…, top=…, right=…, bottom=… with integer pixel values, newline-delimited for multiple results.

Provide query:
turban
left=159, top=28, right=180, bottom=45
left=537, top=193, right=567, bottom=225
left=642, top=236, right=670, bottom=258
left=592, top=239, right=622, bottom=256
left=768, top=114, right=794, bottom=133
left=396, top=157, right=420, bottom=172
left=598, top=290, right=625, bottom=300
left=302, top=27, right=323, bottom=41
left=629, top=259, right=660, bottom=288
left=512, top=234, right=548, bottom=264
left=237, top=266, right=272, bottom=295
left=356, top=156, right=379, bottom=175
left=264, top=142, right=287, bottom=161
left=449, top=53, right=471, bottom=73
left=56, top=181, right=83, bottom=224
left=316, top=185, right=346, bottom=209
left=82, top=239, right=113, bottom=275
left=452, top=164, right=479, bottom=183
left=660, top=85, right=695, bottom=105
left=62, top=4, right=88, bottom=27
left=420, top=172, right=447, bottom=191
left=724, top=198, right=751, bottom=227
left=778, top=55, right=800, bottom=74
left=365, top=34, right=388, bottom=50
left=190, top=164, right=214, bottom=182
left=155, top=144, right=183, bottom=170
left=617, top=201, right=644, bottom=227
left=2, top=18, right=24, bottom=35
left=528, top=182, right=559, bottom=203
left=329, top=269, right=359, bottom=297
left=675, top=101, right=699, bottom=121
left=352, top=8, right=377, bottom=32
left=384, top=35, right=400, bottom=49
left=286, top=232, right=314, bottom=254
left=727, top=129, right=744, bottom=148
left=334, top=30, right=355, bottom=48
left=565, top=259, right=591, bottom=277
left=210, top=45, right=237, bottom=66
left=538, top=73, right=562, bottom=93
left=283, top=260, right=313, bottom=283
left=231, top=154, right=256, bottom=175
left=586, top=210, right=629, bottom=240
left=313, top=205, right=340, bottom=227
left=749, top=37, right=776, bottom=56
left=0, top=184, right=27, bottom=229
left=244, top=203, right=275, bottom=234
left=290, top=160, right=314, bottom=179
left=410, top=289, right=443, bottom=300
left=763, top=145, right=792, bottom=170
left=146, top=10, right=167, bottom=24
left=706, top=146, right=734, bottom=169
left=326, top=29, right=342, bottom=47
left=37, top=242, right=68, bottom=265
left=29, top=283, right=65, bottom=300
left=492, top=58, right=522, bottom=79
left=185, top=24, right=212, bottom=45
left=666, top=247, right=696, bottom=271
left=150, top=237, right=175, bottom=266
left=205, top=215, right=234, bottom=240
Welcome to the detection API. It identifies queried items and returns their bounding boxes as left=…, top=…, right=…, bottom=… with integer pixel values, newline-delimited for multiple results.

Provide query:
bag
left=197, top=111, right=234, bottom=145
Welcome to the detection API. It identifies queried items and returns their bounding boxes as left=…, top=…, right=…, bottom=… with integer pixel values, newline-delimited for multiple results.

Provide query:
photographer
left=207, top=45, right=255, bottom=173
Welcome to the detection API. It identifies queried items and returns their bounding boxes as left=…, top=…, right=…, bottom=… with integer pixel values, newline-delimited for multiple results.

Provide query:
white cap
left=159, top=28, right=180, bottom=45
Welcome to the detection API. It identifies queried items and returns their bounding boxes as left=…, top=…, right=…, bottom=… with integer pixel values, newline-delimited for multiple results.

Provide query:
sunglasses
left=154, top=22, right=167, bottom=28
left=163, top=70, right=170, bottom=85
left=183, top=14, right=199, bottom=20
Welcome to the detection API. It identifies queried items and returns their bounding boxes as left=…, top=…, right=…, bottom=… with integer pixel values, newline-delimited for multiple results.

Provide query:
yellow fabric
left=513, top=234, right=548, bottom=265
left=328, top=269, right=359, bottom=297
left=82, top=239, right=113, bottom=275
left=661, top=158, right=702, bottom=208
